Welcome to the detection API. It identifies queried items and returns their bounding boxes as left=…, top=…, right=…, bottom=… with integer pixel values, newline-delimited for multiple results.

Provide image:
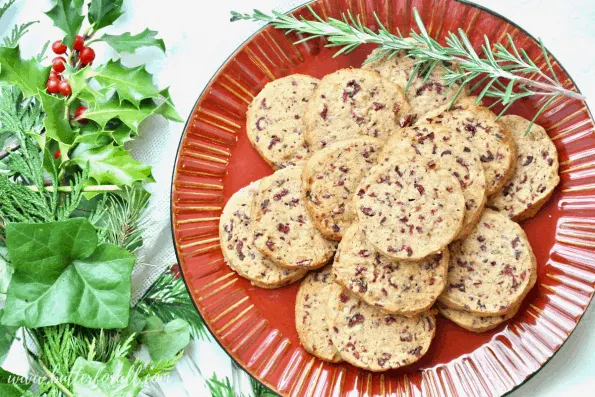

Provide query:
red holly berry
left=79, top=47, right=95, bottom=65
left=58, top=80, right=72, bottom=96
left=52, top=57, right=66, bottom=73
left=52, top=40, right=67, bottom=54
left=46, top=78, right=60, bottom=94
left=54, top=149, right=61, bottom=159
left=74, top=106, right=87, bottom=122
left=73, top=35, right=84, bottom=51
left=49, top=70, right=60, bottom=80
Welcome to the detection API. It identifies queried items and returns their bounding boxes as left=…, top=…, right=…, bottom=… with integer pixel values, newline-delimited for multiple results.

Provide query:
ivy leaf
left=0, top=247, right=13, bottom=298
left=94, top=60, right=160, bottom=107
left=100, top=28, right=166, bottom=54
left=141, top=316, right=191, bottom=361
left=88, top=0, right=124, bottom=31
left=70, top=144, right=154, bottom=186
left=2, top=218, right=135, bottom=329
left=0, top=46, right=50, bottom=97
left=0, top=252, right=15, bottom=366
left=39, top=91, right=76, bottom=145
left=71, top=357, right=143, bottom=397
left=119, top=310, right=146, bottom=353
left=44, top=0, right=85, bottom=48
left=84, top=96, right=160, bottom=132
left=0, top=311, right=17, bottom=366
left=0, top=367, right=30, bottom=397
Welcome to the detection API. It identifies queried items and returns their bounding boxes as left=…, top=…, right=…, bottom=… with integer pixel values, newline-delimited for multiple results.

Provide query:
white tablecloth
left=2, top=0, right=595, bottom=395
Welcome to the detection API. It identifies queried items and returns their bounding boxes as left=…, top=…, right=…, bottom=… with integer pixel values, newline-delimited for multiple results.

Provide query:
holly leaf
left=0, top=46, right=50, bottom=97
left=74, top=123, right=133, bottom=148
left=94, top=60, right=160, bottom=107
left=0, top=367, right=30, bottom=397
left=155, top=88, right=183, bottom=122
left=100, top=28, right=166, bottom=54
left=141, top=316, right=191, bottom=361
left=109, top=123, right=134, bottom=145
left=70, top=144, right=154, bottom=186
left=74, top=127, right=111, bottom=148
left=44, top=0, right=85, bottom=48
left=84, top=96, right=160, bottom=132
left=2, top=218, right=135, bottom=329
left=71, top=357, right=143, bottom=397
left=39, top=91, right=76, bottom=145
left=88, top=0, right=124, bottom=31
left=63, top=65, right=100, bottom=107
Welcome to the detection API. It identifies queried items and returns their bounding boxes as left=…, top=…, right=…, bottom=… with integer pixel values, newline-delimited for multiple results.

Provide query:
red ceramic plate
left=171, top=0, right=595, bottom=395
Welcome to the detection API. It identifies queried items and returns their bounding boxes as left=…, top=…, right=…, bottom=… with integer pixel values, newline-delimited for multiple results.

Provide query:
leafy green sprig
left=0, top=1, right=192, bottom=395
left=231, top=7, right=586, bottom=130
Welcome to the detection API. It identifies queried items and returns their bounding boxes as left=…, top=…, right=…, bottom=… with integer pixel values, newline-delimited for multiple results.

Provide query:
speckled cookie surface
left=363, top=48, right=469, bottom=117
left=302, top=138, right=383, bottom=240
left=328, top=288, right=436, bottom=371
left=379, top=125, right=487, bottom=239
left=251, top=166, right=336, bottom=269
left=295, top=266, right=342, bottom=362
left=437, top=301, right=521, bottom=333
left=488, top=115, right=560, bottom=221
left=420, top=96, right=517, bottom=196
left=303, top=68, right=413, bottom=150
left=246, top=74, right=319, bottom=169
left=354, top=149, right=465, bottom=261
left=333, top=224, right=448, bottom=315
left=219, top=181, right=307, bottom=287
left=438, top=209, right=537, bottom=315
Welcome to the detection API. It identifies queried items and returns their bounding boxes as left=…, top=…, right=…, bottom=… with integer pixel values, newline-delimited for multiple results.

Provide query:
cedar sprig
left=135, top=270, right=210, bottom=340
left=231, top=7, right=586, bottom=132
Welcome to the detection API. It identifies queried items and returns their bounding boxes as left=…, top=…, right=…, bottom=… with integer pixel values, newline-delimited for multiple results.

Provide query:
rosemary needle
left=231, top=7, right=586, bottom=133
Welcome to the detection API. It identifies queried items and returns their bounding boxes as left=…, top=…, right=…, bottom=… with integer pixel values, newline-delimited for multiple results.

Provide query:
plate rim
left=169, top=1, right=595, bottom=395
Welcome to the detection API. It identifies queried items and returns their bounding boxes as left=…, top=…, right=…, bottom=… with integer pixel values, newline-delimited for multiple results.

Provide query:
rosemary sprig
left=231, top=7, right=586, bottom=130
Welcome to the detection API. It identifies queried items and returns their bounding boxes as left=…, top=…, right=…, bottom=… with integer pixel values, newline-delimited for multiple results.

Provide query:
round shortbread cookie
left=328, top=287, right=436, bottom=371
left=295, top=266, right=342, bottom=362
left=354, top=149, right=465, bottom=261
left=488, top=115, right=560, bottom=221
left=438, top=209, right=537, bottom=315
left=219, top=181, right=307, bottom=288
left=437, top=301, right=521, bottom=333
left=363, top=48, right=469, bottom=117
left=379, top=125, right=487, bottom=239
left=303, top=68, right=413, bottom=150
left=302, top=137, right=383, bottom=240
left=419, top=96, right=517, bottom=196
left=246, top=74, right=319, bottom=169
left=333, top=223, right=449, bottom=315
left=251, top=166, right=336, bottom=269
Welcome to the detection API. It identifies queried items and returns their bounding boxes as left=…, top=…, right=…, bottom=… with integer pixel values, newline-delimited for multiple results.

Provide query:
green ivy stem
left=38, top=361, right=73, bottom=397
left=27, top=185, right=121, bottom=192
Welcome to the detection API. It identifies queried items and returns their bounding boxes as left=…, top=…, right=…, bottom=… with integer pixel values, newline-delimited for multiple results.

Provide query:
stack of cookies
left=219, top=47, right=560, bottom=372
